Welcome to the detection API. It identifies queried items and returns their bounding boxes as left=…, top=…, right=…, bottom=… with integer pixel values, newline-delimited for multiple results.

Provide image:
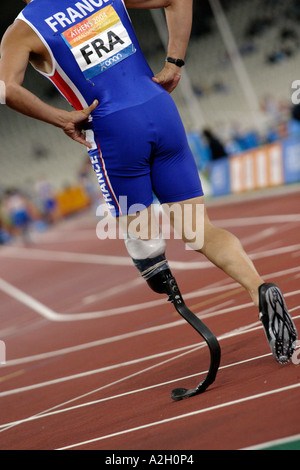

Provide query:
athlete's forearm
left=165, top=0, right=193, bottom=60
left=125, top=0, right=193, bottom=59
left=4, top=82, right=69, bottom=128
left=3, top=80, right=98, bottom=147
left=151, top=0, right=192, bottom=92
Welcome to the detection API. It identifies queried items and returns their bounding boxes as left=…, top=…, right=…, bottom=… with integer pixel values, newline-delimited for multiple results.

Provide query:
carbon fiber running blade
left=163, top=276, right=221, bottom=400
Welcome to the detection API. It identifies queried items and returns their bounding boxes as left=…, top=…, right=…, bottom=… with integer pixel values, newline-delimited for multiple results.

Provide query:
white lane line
left=0, top=278, right=168, bottom=322
left=0, top=278, right=245, bottom=324
left=0, top=279, right=238, bottom=323
left=34, top=230, right=99, bottom=244
left=214, top=214, right=300, bottom=227
left=0, top=321, right=276, bottom=431
left=239, top=227, right=276, bottom=246
left=0, top=260, right=300, bottom=326
left=1, top=282, right=299, bottom=368
left=0, top=247, right=133, bottom=266
left=0, top=343, right=204, bottom=398
left=0, top=319, right=261, bottom=398
left=81, top=277, right=144, bottom=305
left=1, top=318, right=299, bottom=434
left=1, top=321, right=182, bottom=367
left=2, top=313, right=299, bottom=405
left=0, top=278, right=58, bottom=321
left=0, top=344, right=204, bottom=432
left=0, top=351, right=272, bottom=430
left=56, top=383, right=300, bottom=450
left=250, top=244, right=300, bottom=261
left=0, top=243, right=299, bottom=270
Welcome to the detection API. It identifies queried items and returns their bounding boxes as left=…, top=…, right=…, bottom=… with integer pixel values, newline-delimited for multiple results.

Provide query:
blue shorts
left=88, top=92, right=203, bottom=216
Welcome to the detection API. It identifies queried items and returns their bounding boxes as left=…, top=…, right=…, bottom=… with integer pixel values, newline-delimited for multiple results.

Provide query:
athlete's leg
left=163, top=196, right=264, bottom=307
left=163, top=196, right=298, bottom=363
left=119, top=195, right=264, bottom=307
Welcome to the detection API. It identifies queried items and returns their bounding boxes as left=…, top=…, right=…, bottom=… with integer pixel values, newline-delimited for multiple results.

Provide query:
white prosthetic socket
left=125, top=235, right=169, bottom=281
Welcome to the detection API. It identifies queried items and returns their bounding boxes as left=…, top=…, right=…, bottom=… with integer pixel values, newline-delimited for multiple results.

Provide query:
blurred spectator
left=1, top=189, right=38, bottom=244
left=224, top=137, right=242, bottom=156
left=287, top=104, right=300, bottom=136
left=35, top=176, right=60, bottom=224
left=266, top=46, right=293, bottom=65
left=245, top=14, right=274, bottom=39
left=261, top=94, right=285, bottom=125
left=265, top=127, right=281, bottom=143
left=291, top=103, right=300, bottom=121
left=203, top=128, right=228, bottom=161
left=0, top=213, right=10, bottom=245
left=238, top=129, right=260, bottom=150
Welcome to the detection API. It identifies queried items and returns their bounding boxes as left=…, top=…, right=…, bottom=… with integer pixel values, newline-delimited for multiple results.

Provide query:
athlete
left=0, top=0, right=297, bottom=366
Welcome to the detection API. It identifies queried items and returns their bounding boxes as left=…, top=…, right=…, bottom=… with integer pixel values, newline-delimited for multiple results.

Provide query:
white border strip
left=242, top=433, right=300, bottom=450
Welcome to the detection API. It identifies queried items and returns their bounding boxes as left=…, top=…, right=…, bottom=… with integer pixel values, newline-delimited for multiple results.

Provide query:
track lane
left=0, top=187, right=299, bottom=449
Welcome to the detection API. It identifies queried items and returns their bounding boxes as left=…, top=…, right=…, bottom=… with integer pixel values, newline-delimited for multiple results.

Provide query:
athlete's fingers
left=152, top=66, right=181, bottom=93
left=69, top=100, right=99, bottom=124
left=61, top=100, right=99, bottom=147
left=75, top=99, right=99, bottom=123
left=82, top=99, right=99, bottom=117
left=74, top=133, right=92, bottom=148
left=73, top=129, right=94, bottom=148
left=63, top=123, right=92, bottom=148
left=153, top=75, right=180, bottom=93
left=72, top=128, right=92, bottom=148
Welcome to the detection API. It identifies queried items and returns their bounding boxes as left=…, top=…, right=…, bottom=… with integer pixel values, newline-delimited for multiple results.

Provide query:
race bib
left=61, top=5, right=136, bottom=80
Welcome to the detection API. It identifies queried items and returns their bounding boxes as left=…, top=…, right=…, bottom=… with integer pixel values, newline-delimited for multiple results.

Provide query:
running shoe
left=259, top=283, right=298, bottom=364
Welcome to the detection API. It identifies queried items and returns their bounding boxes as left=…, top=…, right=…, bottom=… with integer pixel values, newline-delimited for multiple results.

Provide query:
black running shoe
left=259, top=283, right=298, bottom=364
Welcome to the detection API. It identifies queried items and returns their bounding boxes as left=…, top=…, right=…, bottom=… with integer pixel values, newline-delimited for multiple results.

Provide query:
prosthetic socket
left=125, top=235, right=176, bottom=295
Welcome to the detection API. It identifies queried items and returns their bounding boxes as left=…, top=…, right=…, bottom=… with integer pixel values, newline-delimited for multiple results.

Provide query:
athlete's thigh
left=149, top=94, right=204, bottom=205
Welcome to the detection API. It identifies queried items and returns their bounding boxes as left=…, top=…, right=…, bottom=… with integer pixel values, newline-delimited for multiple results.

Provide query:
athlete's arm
left=0, top=21, right=98, bottom=148
left=125, top=0, right=193, bottom=93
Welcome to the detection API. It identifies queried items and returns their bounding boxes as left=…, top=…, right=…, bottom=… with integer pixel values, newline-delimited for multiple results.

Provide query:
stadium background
left=0, top=0, right=300, bottom=233
left=0, top=1, right=300, bottom=451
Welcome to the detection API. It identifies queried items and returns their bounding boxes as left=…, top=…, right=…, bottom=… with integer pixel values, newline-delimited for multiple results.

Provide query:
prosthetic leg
left=125, top=235, right=221, bottom=401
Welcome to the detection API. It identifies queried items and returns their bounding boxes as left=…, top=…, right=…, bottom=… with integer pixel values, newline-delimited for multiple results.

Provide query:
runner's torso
left=17, top=0, right=164, bottom=118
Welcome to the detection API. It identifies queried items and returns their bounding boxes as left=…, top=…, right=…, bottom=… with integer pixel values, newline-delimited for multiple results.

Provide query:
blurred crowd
left=0, top=159, right=99, bottom=246
left=193, top=97, right=300, bottom=171
left=0, top=180, right=64, bottom=246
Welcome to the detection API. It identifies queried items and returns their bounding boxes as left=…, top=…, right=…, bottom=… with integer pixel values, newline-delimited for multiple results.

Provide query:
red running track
left=0, top=185, right=299, bottom=450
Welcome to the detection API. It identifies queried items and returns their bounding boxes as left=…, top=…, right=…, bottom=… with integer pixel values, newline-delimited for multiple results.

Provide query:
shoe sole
left=259, top=283, right=298, bottom=364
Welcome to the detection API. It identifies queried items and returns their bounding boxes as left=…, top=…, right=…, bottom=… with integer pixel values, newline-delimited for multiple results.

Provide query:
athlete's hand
left=152, top=63, right=182, bottom=94
left=61, top=100, right=99, bottom=148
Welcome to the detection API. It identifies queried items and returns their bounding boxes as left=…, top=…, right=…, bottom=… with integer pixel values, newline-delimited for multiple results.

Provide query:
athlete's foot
left=259, top=283, right=298, bottom=364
